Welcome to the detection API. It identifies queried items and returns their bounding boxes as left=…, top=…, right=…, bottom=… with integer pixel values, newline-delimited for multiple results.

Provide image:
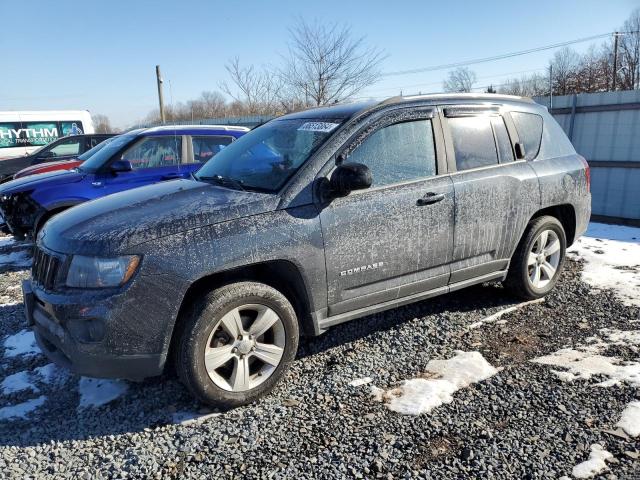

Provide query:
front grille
left=32, top=247, right=64, bottom=290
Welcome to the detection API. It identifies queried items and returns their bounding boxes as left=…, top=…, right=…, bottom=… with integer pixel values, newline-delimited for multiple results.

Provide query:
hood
left=15, top=159, right=78, bottom=177
left=0, top=169, right=84, bottom=195
left=41, top=178, right=278, bottom=255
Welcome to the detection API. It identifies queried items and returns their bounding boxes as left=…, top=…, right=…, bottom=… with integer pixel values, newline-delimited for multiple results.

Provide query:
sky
left=1, top=0, right=637, bottom=128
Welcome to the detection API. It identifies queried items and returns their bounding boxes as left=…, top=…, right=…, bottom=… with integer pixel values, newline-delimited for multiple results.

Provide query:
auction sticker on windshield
left=297, top=122, right=340, bottom=133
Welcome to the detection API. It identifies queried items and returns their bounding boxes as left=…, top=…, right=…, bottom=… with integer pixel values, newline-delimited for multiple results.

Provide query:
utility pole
left=549, top=65, right=553, bottom=110
left=155, top=65, right=166, bottom=124
left=612, top=32, right=621, bottom=91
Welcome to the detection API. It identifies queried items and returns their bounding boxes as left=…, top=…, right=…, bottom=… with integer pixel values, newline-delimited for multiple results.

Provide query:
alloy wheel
left=204, top=304, right=286, bottom=392
left=527, top=229, right=561, bottom=289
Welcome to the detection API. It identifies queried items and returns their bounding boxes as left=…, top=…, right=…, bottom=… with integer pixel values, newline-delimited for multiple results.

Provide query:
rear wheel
left=504, top=215, right=566, bottom=299
left=175, top=281, right=299, bottom=408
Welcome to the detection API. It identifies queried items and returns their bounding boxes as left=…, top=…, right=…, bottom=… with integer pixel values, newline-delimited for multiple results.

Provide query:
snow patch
left=531, top=328, right=640, bottom=387
left=571, top=444, right=613, bottom=478
left=0, top=395, right=46, bottom=420
left=349, top=377, right=373, bottom=387
left=34, top=363, right=71, bottom=386
left=172, top=410, right=221, bottom=426
left=3, top=329, right=40, bottom=358
left=78, top=378, right=128, bottom=409
left=617, top=401, right=640, bottom=437
left=372, top=351, right=498, bottom=415
left=0, top=250, right=31, bottom=269
left=0, top=237, right=16, bottom=248
left=568, top=222, right=640, bottom=307
left=1, top=370, right=39, bottom=395
left=469, top=298, right=545, bottom=329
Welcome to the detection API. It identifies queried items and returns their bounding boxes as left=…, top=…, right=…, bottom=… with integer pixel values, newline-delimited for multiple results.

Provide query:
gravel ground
left=0, top=235, right=638, bottom=479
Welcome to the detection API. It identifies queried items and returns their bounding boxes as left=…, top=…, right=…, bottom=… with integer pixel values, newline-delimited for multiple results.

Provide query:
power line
left=381, top=32, right=615, bottom=77
left=362, top=67, right=548, bottom=96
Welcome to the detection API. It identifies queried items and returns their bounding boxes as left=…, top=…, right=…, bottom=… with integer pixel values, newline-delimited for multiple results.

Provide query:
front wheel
left=504, top=215, right=567, bottom=299
left=175, top=281, right=299, bottom=408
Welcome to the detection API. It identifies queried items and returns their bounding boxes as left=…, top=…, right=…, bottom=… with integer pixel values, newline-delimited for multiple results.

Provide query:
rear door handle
left=417, top=192, right=445, bottom=206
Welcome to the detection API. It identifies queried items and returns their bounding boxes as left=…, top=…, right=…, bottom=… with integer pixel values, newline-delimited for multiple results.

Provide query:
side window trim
left=489, top=116, right=516, bottom=164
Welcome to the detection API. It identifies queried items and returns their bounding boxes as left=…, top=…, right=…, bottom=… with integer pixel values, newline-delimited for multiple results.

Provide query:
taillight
left=579, top=156, right=590, bottom=193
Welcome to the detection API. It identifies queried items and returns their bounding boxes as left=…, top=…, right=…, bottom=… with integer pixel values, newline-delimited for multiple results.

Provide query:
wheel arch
left=530, top=204, right=577, bottom=246
left=33, top=202, right=79, bottom=238
left=168, top=260, right=315, bottom=367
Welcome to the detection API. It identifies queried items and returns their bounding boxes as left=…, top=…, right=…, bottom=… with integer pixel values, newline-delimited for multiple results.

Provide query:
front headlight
left=66, top=255, right=141, bottom=288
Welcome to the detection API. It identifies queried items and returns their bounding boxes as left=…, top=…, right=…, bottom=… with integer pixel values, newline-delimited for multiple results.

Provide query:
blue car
left=0, top=125, right=248, bottom=238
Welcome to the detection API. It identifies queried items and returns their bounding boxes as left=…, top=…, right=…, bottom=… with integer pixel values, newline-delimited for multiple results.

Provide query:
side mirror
left=110, top=159, right=133, bottom=173
left=330, top=162, right=372, bottom=197
left=514, top=142, right=526, bottom=160
left=38, top=150, right=56, bottom=159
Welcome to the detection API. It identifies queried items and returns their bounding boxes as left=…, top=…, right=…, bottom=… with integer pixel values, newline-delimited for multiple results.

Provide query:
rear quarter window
left=538, top=113, right=576, bottom=159
left=510, top=112, right=543, bottom=160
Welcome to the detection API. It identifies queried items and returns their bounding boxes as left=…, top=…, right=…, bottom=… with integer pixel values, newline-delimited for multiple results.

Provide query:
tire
left=175, top=281, right=299, bottom=408
left=33, top=208, right=66, bottom=241
left=504, top=215, right=567, bottom=300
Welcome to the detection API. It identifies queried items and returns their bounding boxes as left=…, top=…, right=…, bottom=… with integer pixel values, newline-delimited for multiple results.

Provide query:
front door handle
left=161, top=173, right=183, bottom=180
left=417, top=192, right=445, bottom=206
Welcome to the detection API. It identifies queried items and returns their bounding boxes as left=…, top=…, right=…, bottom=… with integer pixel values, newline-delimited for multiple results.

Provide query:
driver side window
left=120, top=136, right=182, bottom=169
left=345, top=119, right=437, bottom=187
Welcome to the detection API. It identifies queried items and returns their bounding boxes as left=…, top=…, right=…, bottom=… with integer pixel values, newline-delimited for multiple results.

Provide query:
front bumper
left=22, top=271, right=182, bottom=380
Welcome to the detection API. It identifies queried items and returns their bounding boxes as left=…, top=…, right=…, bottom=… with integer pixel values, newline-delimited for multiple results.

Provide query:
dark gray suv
left=23, top=94, right=591, bottom=407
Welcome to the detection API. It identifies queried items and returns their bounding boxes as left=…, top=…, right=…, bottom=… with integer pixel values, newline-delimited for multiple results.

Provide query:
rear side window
left=60, top=121, right=84, bottom=136
left=345, top=119, right=437, bottom=187
left=448, top=116, right=498, bottom=171
left=510, top=112, right=543, bottom=160
left=190, top=135, right=233, bottom=163
left=22, top=122, right=58, bottom=147
left=0, top=122, right=21, bottom=149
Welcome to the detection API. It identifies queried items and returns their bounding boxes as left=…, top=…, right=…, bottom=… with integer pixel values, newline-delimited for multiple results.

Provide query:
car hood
left=16, top=159, right=78, bottom=177
left=41, top=179, right=279, bottom=255
left=0, top=169, right=84, bottom=194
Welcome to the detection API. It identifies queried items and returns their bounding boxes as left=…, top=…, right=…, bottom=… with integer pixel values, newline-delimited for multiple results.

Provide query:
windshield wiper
left=197, top=174, right=246, bottom=191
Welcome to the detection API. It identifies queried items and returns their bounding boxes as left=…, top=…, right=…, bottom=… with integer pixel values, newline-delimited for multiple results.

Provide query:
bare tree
left=443, top=67, right=477, bottom=92
left=220, top=57, right=283, bottom=115
left=619, top=8, right=640, bottom=90
left=187, top=91, right=228, bottom=119
left=499, top=73, right=548, bottom=97
left=92, top=114, right=113, bottom=133
left=281, top=18, right=385, bottom=106
left=549, top=47, right=581, bottom=95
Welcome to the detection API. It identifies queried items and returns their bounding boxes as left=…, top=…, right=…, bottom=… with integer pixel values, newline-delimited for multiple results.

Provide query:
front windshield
left=79, top=134, right=136, bottom=173
left=77, top=136, right=116, bottom=161
left=195, top=118, right=343, bottom=192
